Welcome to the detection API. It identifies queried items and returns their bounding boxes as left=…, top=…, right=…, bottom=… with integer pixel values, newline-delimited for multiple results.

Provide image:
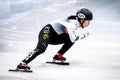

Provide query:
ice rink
left=0, top=0, right=120, bottom=80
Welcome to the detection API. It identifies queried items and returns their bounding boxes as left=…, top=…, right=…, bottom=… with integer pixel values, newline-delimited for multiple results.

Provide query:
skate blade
left=46, top=61, right=70, bottom=65
left=9, top=69, right=33, bottom=72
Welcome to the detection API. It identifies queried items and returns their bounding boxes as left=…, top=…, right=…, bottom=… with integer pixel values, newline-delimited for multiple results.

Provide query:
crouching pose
left=17, top=8, right=93, bottom=70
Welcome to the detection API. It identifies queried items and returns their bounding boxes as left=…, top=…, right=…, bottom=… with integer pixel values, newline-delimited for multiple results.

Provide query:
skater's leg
left=17, top=24, right=54, bottom=69
left=53, top=34, right=74, bottom=61
left=24, top=48, right=46, bottom=64
left=57, top=34, right=74, bottom=55
left=53, top=42, right=74, bottom=61
left=24, top=24, right=54, bottom=64
left=58, top=41, right=74, bottom=55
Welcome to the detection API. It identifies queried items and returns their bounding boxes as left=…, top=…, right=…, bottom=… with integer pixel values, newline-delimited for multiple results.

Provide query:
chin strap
left=76, top=17, right=85, bottom=28
left=80, top=20, right=85, bottom=28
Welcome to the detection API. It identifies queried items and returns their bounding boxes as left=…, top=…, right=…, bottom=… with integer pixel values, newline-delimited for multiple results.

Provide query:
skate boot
left=17, top=60, right=31, bottom=70
left=53, top=54, right=66, bottom=62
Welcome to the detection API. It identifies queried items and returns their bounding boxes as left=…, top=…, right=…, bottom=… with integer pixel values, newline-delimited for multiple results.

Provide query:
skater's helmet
left=76, top=8, right=93, bottom=20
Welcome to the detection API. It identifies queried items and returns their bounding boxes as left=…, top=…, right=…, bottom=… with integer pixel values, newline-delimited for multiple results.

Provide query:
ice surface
left=0, top=0, right=120, bottom=80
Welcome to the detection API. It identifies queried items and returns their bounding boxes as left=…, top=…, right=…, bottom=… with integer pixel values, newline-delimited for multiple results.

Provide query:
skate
left=53, top=54, right=66, bottom=62
left=17, top=62, right=31, bottom=70
left=46, top=54, right=69, bottom=65
left=9, top=61, right=33, bottom=72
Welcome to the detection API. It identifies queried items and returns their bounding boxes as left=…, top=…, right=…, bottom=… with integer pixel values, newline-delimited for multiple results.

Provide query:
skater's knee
left=34, top=48, right=46, bottom=55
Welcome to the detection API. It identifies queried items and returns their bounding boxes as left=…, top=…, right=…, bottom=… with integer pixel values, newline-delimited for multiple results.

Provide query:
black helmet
left=76, top=8, right=93, bottom=20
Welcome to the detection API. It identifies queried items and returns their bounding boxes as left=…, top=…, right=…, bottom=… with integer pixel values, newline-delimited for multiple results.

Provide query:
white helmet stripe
left=78, top=13, right=85, bottom=19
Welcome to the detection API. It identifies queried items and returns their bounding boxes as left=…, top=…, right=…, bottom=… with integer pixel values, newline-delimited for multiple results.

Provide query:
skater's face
left=80, top=20, right=90, bottom=28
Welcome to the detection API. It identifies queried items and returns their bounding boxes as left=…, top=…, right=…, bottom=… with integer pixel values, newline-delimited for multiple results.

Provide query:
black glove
left=75, top=36, right=79, bottom=41
left=80, top=32, right=90, bottom=39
